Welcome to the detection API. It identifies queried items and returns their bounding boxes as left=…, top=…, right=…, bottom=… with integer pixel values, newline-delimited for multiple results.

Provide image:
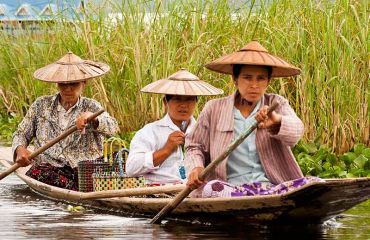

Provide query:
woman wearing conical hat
left=185, top=41, right=322, bottom=197
left=126, top=69, right=222, bottom=185
left=12, top=52, right=119, bottom=190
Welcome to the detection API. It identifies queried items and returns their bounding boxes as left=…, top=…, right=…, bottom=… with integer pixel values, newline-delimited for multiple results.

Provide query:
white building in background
left=0, top=0, right=85, bottom=33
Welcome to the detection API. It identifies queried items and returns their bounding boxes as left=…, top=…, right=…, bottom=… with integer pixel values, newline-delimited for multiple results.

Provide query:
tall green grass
left=0, top=0, right=368, bottom=153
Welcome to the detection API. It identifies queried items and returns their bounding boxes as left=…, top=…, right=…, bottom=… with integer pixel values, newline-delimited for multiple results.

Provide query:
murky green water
left=0, top=164, right=369, bottom=240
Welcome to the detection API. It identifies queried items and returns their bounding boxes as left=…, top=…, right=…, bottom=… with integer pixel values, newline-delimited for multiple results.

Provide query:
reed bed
left=0, top=0, right=368, bottom=153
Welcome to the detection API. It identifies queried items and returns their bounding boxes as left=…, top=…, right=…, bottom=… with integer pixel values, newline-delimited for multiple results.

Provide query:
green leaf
left=307, top=166, right=316, bottom=175
left=340, top=153, right=355, bottom=167
left=299, top=144, right=310, bottom=154
left=322, top=161, right=332, bottom=171
left=337, top=171, right=347, bottom=178
left=319, top=171, right=335, bottom=178
left=297, top=152, right=309, bottom=162
left=346, top=173, right=356, bottom=178
left=364, top=159, right=370, bottom=170
left=332, top=166, right=344, bottom=172
left=313, top=153, right=326, bottom=163
left=362, top=148, right=370, bottom=158
left=299, top=165, right=308, bottom=175
left=327, top=153, right=337, bottom=165
left=314, top=163, right=323, bottom=173
left=304, top=155, right=315, bottom=163
left=305, top=142, right=318, bottom=154
left=353, top=154, right=368, bottom=168
left=333, top=166, right=347, bottom=178
left=349, top=168, right=365, bottom=177
left=318, top=146, right=330, bottom=155
left=354, top=143, right=366, bottom=156
left=343, top=152, right=358, bottom=161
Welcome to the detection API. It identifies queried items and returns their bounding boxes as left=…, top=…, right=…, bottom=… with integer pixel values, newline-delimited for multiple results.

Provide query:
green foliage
left=117, top=131, right=137, bottom=149
left=294, top=141, right=370, bottom=178
left=0, top=114, right=21, bottom=145
left=0, top=0, right=368, bottom=154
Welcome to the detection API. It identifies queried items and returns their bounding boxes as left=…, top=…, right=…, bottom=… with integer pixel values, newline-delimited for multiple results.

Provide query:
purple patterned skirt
left=202, top=177, right=324, bottom=198
left=26, top=163, right=79, bottom=191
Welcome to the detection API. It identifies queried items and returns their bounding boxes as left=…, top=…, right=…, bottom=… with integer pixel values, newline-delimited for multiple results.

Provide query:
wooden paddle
left=0, top=109, right=105, bottom=181
left=150, top=101, right=279, bottom=224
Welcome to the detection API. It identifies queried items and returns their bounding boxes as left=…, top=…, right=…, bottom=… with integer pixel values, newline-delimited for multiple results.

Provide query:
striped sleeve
left=184, top=101, right=212, bottom=173
left=270, top=97, right=304, bottom=147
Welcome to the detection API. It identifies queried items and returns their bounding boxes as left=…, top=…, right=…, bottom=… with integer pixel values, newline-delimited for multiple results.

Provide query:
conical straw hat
left=141, top=69, right=223, bottom=96
left=33, top=52, right=110, bottom=83
left=205, top=41, right=301, bottom=77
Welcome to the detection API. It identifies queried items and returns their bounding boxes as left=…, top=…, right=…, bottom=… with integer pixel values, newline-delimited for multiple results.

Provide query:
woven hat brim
left=205, top=51, right=301, bottom=77
left=33, top=61, right=110, bottom=83
left=141, top=79, right=224, bottom=96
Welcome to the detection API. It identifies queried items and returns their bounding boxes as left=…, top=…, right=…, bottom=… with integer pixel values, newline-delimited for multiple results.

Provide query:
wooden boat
left=1, top=159, right=369, bottom=224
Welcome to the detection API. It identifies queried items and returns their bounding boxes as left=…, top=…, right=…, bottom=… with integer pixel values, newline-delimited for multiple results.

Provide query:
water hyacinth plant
left=0, top=0, right=368, bottom=155
left=294, top=141, right=370, bottom=178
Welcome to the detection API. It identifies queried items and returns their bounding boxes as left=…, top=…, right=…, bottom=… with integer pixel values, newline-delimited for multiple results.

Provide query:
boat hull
left=1, top=159, right=369, bottom=223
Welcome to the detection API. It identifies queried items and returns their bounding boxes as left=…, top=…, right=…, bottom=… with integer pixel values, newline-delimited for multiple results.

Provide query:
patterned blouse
left=12, top=94, right=119, bottom=168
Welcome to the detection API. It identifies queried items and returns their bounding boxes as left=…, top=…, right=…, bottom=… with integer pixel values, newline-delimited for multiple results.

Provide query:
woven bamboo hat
left=205, top=41, right=301, bottom=77
left=33, top=52, right=110, bottom=83
left=141, top=68, right=223, bottom=96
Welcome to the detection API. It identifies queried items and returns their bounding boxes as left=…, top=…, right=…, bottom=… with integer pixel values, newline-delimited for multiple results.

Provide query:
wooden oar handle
left=0, top=109, right=105, bottom=181
left=150, top=101, right=280, bottom=224
left=150, top=187, right=192, bottom=224
left=266, top=101, right=280, bottom=115
left=0, top=163, right=21, bottom=181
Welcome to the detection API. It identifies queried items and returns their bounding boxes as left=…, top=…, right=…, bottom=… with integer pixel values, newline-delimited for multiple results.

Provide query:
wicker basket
left=78, top=147, right=129, bottom=192
left=92, top=173, right=146, bottom=191
left=92, top=148, right=145, bottom=191
left=77, top=158, right=120, bottom=192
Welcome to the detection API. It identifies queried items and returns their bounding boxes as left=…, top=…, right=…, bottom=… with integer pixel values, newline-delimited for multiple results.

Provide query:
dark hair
left=232, top=64, right=273, bottom=80
left=164, top=95, right=174, bottom=102
left=164, top=95, right=198, bottom=102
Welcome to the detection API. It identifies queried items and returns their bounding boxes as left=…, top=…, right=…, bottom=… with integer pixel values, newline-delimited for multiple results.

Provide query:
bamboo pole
left=0, top=109, right=105, bottom=181
left=150, top=102, right=279, bottom=224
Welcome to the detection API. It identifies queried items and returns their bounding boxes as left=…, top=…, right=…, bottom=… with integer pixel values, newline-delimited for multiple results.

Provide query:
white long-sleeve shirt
left=126, top=114, right=196, bottom=184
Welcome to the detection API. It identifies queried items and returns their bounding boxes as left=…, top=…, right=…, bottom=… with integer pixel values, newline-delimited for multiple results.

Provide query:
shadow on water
left=0, top=164, right=369, bottom=239
left=160, top=210, right=370, bottom=240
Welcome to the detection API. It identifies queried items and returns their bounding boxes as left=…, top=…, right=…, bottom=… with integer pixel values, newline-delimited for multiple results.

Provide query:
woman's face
left=57, top=81, right=85, bottom=103
left=166, top=95, right=197, bottom=125
left=234, top=65, right=270, bottom=103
